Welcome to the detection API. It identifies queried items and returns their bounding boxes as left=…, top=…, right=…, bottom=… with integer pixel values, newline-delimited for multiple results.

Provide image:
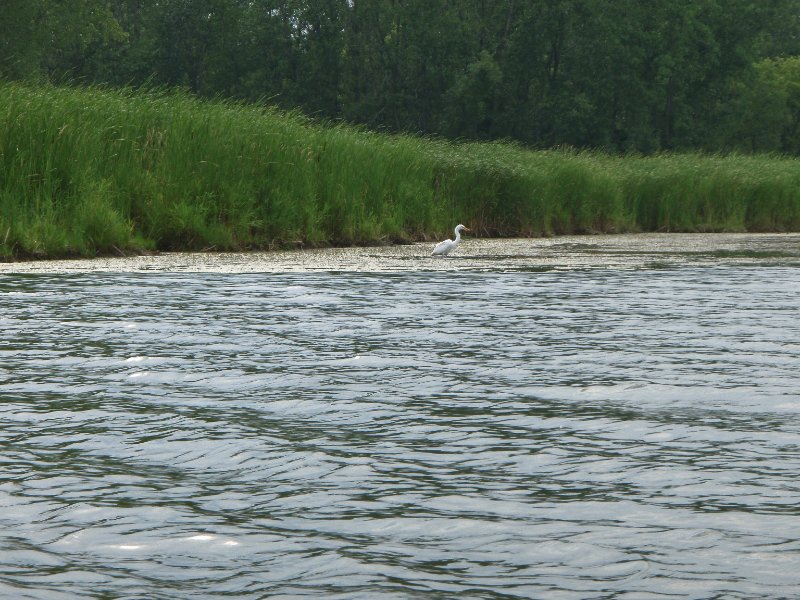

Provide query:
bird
left=432, top=224, right=470, bottom=256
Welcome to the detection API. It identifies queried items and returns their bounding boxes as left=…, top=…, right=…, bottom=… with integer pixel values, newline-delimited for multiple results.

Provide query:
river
left=2, top=234, right=799, bottom=598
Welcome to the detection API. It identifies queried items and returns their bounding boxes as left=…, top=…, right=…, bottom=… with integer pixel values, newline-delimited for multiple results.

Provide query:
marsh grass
left=2, top=81, right=799, bottom=258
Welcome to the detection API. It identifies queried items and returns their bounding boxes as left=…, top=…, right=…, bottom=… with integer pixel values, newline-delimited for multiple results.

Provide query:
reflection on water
left=1, top=242, right=800, bottom=598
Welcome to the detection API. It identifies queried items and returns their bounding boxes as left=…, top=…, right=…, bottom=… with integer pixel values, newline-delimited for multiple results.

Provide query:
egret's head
left=456, top=224, right=470, bottom=232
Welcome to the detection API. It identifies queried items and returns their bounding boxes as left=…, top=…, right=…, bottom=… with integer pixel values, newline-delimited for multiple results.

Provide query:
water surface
left=1, top=234, right=799, bottom=598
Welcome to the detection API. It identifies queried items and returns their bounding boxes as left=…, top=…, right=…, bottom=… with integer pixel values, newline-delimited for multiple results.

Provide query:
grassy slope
left=2, top=81, right=800, bottom=259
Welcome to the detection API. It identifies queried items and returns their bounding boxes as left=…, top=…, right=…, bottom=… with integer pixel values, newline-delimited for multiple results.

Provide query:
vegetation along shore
left=2, top=81, right=800, bottom=260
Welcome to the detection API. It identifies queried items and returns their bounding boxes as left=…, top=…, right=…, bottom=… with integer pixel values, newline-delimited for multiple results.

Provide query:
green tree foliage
left=3, top=0, right=800, bottom=154
left=0, top=0, right=40, bottom=79
left=719, top=57, right=800, bottom=153
left=0, top=0, right=124, bottom=80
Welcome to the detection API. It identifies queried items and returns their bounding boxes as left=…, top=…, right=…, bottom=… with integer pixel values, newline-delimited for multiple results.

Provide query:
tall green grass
left=2, top=81, right=799, bottom=259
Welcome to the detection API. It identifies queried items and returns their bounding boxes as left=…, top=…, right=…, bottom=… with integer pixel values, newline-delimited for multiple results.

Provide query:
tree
left=0, top=0, right=124, bottom=81
left=718, top=57, right=800, bottom=153
left=443, top=50, right=502, bottom=139
left=4, top=0, right=800, bottom=154
left=0, top=0, right=41, bottom=79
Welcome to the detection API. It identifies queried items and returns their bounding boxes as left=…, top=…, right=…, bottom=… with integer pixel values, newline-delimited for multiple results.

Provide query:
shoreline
left=5, top=82, right=800, bottom=262
left=2, top=232, right=798, bottom=274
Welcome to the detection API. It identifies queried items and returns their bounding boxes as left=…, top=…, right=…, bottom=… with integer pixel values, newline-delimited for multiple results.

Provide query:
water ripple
left=1, top=265, right=799, bottom=598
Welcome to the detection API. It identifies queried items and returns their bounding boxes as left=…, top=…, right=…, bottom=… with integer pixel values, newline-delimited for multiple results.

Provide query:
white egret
left=432, top=224, right=470, bottom=256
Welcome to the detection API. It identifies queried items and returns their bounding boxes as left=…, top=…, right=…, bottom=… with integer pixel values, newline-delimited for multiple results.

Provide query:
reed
left=2, top=81, right=799, bottom=259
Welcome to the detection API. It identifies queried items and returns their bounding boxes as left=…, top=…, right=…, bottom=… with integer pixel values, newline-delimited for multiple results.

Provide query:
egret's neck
left=453, top=228, right=461, bottom=242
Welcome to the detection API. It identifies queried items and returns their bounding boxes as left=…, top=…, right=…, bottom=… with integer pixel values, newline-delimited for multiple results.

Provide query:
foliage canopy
left=3, top=0, right=800, bottom=153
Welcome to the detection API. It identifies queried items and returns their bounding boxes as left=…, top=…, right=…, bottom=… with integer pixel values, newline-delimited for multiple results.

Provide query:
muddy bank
left=2, top=233, right=799, bottom=273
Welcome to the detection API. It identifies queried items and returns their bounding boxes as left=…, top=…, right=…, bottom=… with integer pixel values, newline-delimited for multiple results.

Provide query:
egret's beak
left=464, top=227, right=471, bottom=232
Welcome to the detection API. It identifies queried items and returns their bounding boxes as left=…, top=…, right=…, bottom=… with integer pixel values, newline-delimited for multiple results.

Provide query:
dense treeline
left=3, top=0, right=800, bottom=154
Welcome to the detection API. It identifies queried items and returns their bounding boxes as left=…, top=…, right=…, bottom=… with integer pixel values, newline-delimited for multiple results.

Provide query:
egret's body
left=432, top=224, right=470, bottom=256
